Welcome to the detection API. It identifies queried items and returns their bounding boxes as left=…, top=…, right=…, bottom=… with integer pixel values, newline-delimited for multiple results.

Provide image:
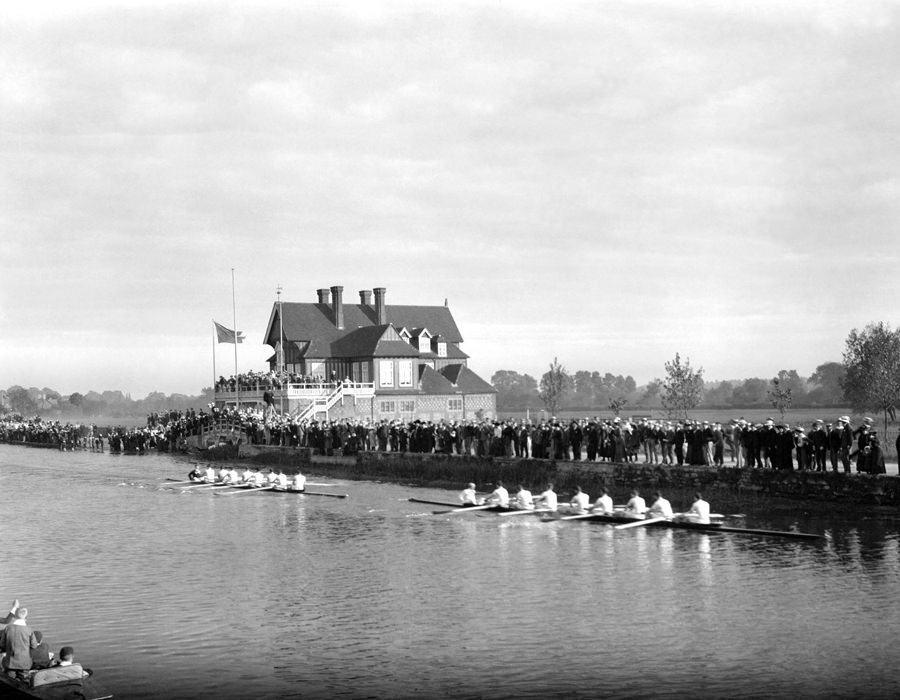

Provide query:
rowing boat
left=0, top=665, right=113, bottom=700
left=268, top=488, right=349, bottom=499
left=554, top=511, right=822, bottom=540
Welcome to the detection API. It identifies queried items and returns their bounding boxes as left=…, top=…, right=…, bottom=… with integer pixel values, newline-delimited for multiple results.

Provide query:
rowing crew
left=459, top=482, right=711, bottom=524
left=187, top=465, right=307, bottom=492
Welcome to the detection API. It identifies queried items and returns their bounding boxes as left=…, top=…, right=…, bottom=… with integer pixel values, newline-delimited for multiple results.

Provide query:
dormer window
left=437, top=341, right=446, bottom=358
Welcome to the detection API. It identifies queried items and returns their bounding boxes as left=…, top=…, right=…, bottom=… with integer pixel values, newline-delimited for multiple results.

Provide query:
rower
left=265, top=469, right=278, bottom=485
left=291, top=471, right=306, bottom=492
left=204, top=465, right=217, bottom=483
left=240, top=467, right=253, bottom=483
left=648, top=491, right=674, bottom=519
left=276, top=470, right=289, bottom=489
left=251, top=469, right=267, bottom=487
left=483, top=481, right=509, bottom=507
left=624, top=489, right=647, bottom=516
left=226, top=468, right=240, bottom=484
left=591, top=487, right=614, bottom=514
left=513, top=484, right=535, bottom=510
left=459, top=483, right=479, bottom=506
left=535, top=483, right=558, bottom=512
left=569, top=485, right=590, bottom=512
left=680, top=492, right=711, bottom=524
left=217, top=466, right=229, bottom=482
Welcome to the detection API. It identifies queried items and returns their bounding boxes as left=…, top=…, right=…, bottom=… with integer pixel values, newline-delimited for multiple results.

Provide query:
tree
left=608, top=396, right=627, bottom=416
left=491, top=370, right=539, bottom=410
left=808, top=361, right=846, bottom=406
left=7, top=386, right=37, bottom=415
left=660, top=353, right=704, bottom=419
left=842, top=322, right=900, bottom=436
left=68, top=392, right=84, bottom=407
left=539, top=357, right=572, bottom=416
left=731, top=377, right=768, bottom=406
left=768, top=377, right=793, bottom=419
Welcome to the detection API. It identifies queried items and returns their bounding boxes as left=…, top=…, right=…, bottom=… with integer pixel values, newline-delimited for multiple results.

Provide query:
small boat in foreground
left=0, top=664, right=112, bottom=700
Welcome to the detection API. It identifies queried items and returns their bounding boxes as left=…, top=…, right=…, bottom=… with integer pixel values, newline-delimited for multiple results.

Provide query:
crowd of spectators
left=1, top=408, right=893, bottom=474
left=214, top=371, right=334, bottom=393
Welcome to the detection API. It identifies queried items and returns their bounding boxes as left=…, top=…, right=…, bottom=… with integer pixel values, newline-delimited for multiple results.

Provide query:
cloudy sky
left=2, top=0, right=898, bottom=398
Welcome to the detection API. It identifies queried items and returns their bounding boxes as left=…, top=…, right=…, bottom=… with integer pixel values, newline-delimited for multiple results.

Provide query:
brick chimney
left=316, top=288, right=331, bottom=304
left=330, top=285, right=344, bottom=329
left=373, top=287, right=387, bottom=325
left=359, top=289, right=373, bottom=305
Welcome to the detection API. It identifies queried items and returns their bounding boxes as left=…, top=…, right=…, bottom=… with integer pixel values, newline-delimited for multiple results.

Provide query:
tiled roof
left=441, top=365, right=496, bottom=394
left=330, top=326, right=419, bottom=358
left=420, top=366, right=459, bottom=394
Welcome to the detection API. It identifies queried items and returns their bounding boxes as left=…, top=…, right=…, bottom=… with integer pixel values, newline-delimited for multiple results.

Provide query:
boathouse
left=217, top=286, right=496, bottom=423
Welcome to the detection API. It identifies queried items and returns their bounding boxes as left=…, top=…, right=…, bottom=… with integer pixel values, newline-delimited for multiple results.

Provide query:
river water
left=1, top=445, right=899, bottom=700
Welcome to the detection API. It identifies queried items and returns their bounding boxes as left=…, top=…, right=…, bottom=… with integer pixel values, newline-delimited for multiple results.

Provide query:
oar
left=498, top=508, right=551, bottom=517
left=614, top=517, right=667, bottom=530
left=301, top=491, right=349, bottom=499
left=559, top=512, right=595, bottom=521
left=165, top=478, right=196, bottom=484
left=305, top=482, right=339, bottom=487
left=433, top=504, right=496, bottom=515
left=216, top=485, right=276, bottom=496
left=174, top=481, right=222, bottom=490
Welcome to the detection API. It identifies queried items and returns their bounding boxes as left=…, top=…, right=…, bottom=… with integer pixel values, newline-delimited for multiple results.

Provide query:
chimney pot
left=359, top=290, right=373, bottom=305
left=331, top=285, right=344, bottom=329
left=316, top=288, right=331, bottom=304
left=373, top=287, right=387, bottom=325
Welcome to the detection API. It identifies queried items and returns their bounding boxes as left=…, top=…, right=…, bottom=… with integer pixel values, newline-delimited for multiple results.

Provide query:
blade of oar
left=498, top=508, right=551, bottom=517
left=302, top=491, right=349, bottom=498
left=614, top=517, right=667, bottom=530
left=175, top=482, right=221, bottom=489
left=216, top=486, right=276, bottom=496
left=433, top=504, right=496, bottom=515
left=305, top=482, right=338, bottom=487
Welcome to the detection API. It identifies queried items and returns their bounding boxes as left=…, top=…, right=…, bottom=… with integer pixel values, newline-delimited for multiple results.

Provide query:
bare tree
left=660, top=353, right=704, bottom=419
left=539, top=357, right=572, bottom=417
left=768, top=377, right=793, bottom=419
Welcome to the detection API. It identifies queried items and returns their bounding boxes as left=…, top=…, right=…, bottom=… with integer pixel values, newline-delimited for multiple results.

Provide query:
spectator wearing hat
left=867, top=431, right=886, bottom=474
left=809, top=420, right=828, bottom=471
left=853, top=418, right=874, bottom=473
left=0, top=606, right=38, bottom=679
left=839, top=417, right=853, bottom=472
left=827, top=421, right=843, bottom=471
left=794, top=426, right=810, bottom=470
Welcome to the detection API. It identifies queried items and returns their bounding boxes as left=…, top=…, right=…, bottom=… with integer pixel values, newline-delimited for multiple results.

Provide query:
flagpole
left=212, top=319, right=217, bottom=407
left=232, top=268, right=240, bottom=411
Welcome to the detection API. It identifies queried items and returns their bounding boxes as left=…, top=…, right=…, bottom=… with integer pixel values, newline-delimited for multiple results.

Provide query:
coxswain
left=291, top=471, right=307, bottom=492
left=535, top=483, right=558, bottom=512
left=459, top=483, right=479, bottom=506
left=682, top=492, right=711, bottom=524
left=513, top=484, right=535, bottom=510
left=591, top=487, right=614, bottom=514
left=483, top=481, right=509, bottom=507
left=569, top=485, right=590, bottom=512
left=187, top=465, right=203, bottom=482
left=648, top=491, right=674, bottom=519
left=624, top=489, right=647, bottom=516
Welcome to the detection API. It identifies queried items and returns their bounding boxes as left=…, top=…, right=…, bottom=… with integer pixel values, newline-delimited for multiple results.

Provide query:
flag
left=214, top=321, right=245, bottom=344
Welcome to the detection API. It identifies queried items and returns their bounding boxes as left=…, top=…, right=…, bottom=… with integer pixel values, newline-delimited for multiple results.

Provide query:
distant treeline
left=0, top=385, right=214, bottom=419
left=491, top=362, right=846, bottom=412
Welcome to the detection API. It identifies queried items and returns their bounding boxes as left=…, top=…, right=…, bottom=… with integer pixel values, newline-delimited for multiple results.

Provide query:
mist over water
left=1, top=445, right=899, bottom=700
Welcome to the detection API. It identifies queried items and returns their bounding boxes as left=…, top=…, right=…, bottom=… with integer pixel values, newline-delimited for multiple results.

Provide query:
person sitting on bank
left=483, top=481, right=509, bottom=507
left=591, top=487, right=614, bottom=514
left=624, top=489, right=647, bottom=516
left=513, top=484, right=535, bottom=510
left=680, top=492, right=711, bottom=524
left=535, top=483, right=558, bottom=512
left=569, top=486, right=590, bottom=512
left=648, top=491, right=674, bottom=519
left=459, top=483, right=479, bottom=506
left=30, top=631, right=53, bottom=670
left=0, top=607, right=38, bottom=680
left=291, top=471, right=306, bottom=492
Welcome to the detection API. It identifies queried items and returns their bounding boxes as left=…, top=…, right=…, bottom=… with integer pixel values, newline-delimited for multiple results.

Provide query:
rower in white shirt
left=227, top=468, right=240, bottom=484
left=276, top=471, right=289, bottom=489
left=513, top=484, right=535, bottom=510
left=291, top=471, right=307, bottom=492
left=535, top=483, right=558, bottom=512
left=484, top=481, right=509, bottom=507
left=217, top=466, right=229, bottom=482
left=241, top=467, right=253, bottom=483
left=265, top=469, right=278, bottom=485
left=648, top=491, right=674, bottom=519
left=681, top=492, right=711, bottom=524
left=204, top=466, right=217, bottom=483
left=459, top=483, right=480, bottom=506
left=569, top=486, right=590, bottom=512
left=252, top=469, right=267, bottom=487
left=591, top=487, right=614, bottom=514
left=624, top=489, right=647, bottom=516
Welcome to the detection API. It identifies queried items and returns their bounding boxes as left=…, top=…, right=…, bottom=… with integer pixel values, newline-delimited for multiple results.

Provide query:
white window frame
left=379, top=360, right=394, bottom=387
left=398, top=360, right=413, bottom=387
left=379, top=400, right=396, bottom=414
left=437, top=342, right=447, bottom=358
left=448, top=398, right=463, bottom=412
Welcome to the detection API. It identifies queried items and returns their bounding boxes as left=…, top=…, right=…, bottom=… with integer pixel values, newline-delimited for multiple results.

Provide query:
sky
left=2, top=0, right=899, bottom=398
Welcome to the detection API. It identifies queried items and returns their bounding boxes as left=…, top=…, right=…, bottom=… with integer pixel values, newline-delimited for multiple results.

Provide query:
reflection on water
left=2, top=445, right=900, bottom=699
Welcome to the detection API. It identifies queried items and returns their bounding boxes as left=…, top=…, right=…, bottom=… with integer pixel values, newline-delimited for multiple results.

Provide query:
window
left=379, top=400, right=396, bottom=414
left=437, top=342, right=447, bottom=358
left=361, top=362, right=370, bottom=383
left=309, top=361, right=325, bottom=379
left=398, top=360, right=413, bottom=387
left=379, top=360, right=394, bottom=387
left=400, top=400, right=415, bottom=414
left=448, top=398, right=463, bottom=412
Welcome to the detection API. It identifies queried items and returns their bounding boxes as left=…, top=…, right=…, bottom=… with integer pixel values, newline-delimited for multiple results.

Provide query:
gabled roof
left=419, top=366, right=459, bottom=394
left=441, top=365, right=496, bottom=394
left=265, top=301, right=463, bottom=348
left=330, top=325, right=420, bottom=358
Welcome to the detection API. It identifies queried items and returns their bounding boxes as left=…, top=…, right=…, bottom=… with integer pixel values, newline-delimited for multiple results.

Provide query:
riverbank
left=184, top=444, right=900, bottom=512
